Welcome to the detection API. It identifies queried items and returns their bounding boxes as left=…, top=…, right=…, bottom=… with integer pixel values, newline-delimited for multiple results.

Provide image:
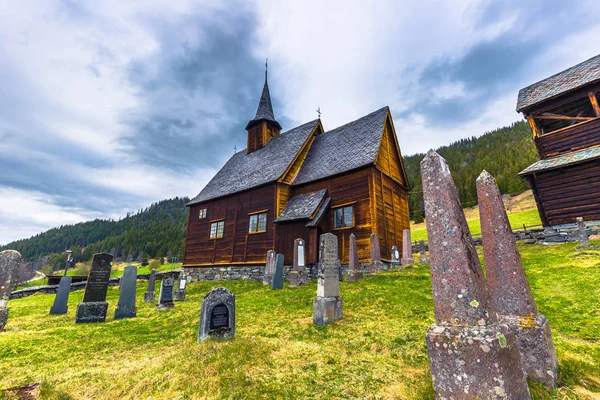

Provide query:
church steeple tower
left=245, top=61, right=282, bottom=154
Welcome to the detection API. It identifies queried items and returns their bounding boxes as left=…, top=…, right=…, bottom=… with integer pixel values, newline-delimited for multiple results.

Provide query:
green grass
left=411, top=208, right=543, bottom=242
left=1, top=242, right=599, bottom=399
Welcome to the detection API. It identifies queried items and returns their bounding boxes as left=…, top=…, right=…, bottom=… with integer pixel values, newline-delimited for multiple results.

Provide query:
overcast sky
left=1, top=0, right=599, bottom=245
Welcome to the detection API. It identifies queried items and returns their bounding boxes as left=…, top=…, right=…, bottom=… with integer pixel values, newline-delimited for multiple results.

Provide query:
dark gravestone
left=400, top=229, right=414, bottom=266
left=50, top=276, right=73, bottom=315
left=346, top=233, right=363, bottom=282
left=369, top=234, right=384, bottom=272
left=288, top=239, right=309, bottom=287
left=0, top=250, right=22, bottom=332
left=75, top=253, right=113, bottom=323
left=144, top=269, right=157, bottom=303
left=313, top=233, right=343, bottom=326
left=157, top=277, right=175, bottom=310
left=419, top=240, right=428, bottom=264
left=198, top=287, right=235, bottom=342
left=271, top=254, right=284, bottom=290
left=263, top=250, right=276, bottom=286
left=174, top=271, right=187, bottom=301
left=114, top=265, right=137, bottom=320
left=421, top=151, right=530, bottom=398
left=391, top=246, right=400, bottom=268
left=478, top=170, right=558, bottom=388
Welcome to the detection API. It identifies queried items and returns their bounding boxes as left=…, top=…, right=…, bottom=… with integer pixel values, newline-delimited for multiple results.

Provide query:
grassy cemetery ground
left=1, top=242, right=599, bottom=399
left=411, top=190, right=542, bottom=242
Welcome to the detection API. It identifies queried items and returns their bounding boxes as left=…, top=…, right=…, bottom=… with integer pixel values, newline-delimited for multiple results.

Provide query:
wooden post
left=526, top=116, right=541, bottom=138
left=589, top=92, right=600, bottom=117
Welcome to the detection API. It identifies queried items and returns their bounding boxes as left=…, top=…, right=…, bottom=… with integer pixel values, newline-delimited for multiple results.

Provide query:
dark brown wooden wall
left=535, top=118, right=600, bottom=159
left=528, top=159, right=600, bottom=226
left=184, top=184, right=276, bottom=266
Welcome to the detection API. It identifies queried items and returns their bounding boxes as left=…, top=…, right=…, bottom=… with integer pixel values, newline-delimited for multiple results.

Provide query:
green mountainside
left=1, top=120, right=537, bottom=267
left=403, top=120, right=538, bottom=222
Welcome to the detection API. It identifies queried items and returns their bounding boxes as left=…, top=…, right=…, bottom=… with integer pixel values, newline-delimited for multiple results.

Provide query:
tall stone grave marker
left=421, top=151, right=530, bottom=399
left=114, top=265, right=137, bottom=320
left=198, top=287, right=235, bottom=342
left=313, top=233, right=343, bottom=326
left=369, top=234, right=384, bottom=272
left=346, top=233, right=363, bottom=282
left=75, top=253, right=113, bottom=323
left=288, top=239, right=309, bottom=287
left=576, top=217, right=589, bottom=247
left=157, top=276, right=175, bottom=310
left=418, top=240, right=428, bottom=264
left=478, top=170, right=558, bottom=387
left=391, top=246, right=400, bottom=268
left=144, top=269, right=157, bottom=303
left=400, top=229, right=414, bottom=265
left=271, top=254, right=284, bottom=290
left=174, top=271, right=187, bottom=301
left=50, top=276, right=73, bottom=315
left=262, top=250, right=276, bottom=285
left=0, top=250, right=22, bottom=332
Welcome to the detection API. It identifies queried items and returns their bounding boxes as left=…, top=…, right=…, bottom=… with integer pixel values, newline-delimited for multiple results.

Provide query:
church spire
left=246, top=60, right=282, bottom=131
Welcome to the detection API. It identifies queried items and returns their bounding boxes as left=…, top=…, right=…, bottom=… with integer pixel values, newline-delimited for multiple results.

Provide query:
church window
left=210, top=220, right=225, bottom=239
left=249, top=212, right=267, bottom=233
left=199, top=208, right=207, bottom=219
left=333, top=206, right=354, bottom=229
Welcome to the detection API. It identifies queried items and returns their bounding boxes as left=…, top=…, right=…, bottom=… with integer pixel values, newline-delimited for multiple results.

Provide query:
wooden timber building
left=183, top=72, right=410, bottom=267
left=518, top=54, right=600, bottom=226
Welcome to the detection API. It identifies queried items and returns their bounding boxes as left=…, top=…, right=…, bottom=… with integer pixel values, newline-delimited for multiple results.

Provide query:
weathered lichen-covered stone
left=114, top=265, right=137, bottom=320
left=478, top=170, right=557, bottom=388
left=0, top=308, right=7, bottom=332
left=577, top=217, right=589, bottom=246
left=75, top=253, right=113, bottom=323
left=401, top=229, right=414, bottom=266
left=346, top=234, right=363, bottom=282
left=50, top=276, right=72, bottom=315
left=144, top=269, right=156, bottom=303
left=0, top=250, right=22, bottom=310
left=369, top=234, right=384, bottom=272
left=263, top=250, right=276, bottom=285
left=271, top=254, right=284, bottom=290
left=289, top=239, right=309, bottom=287
left=198, top=287, right=235, bottom=342
left=421, top=151, right=530, bottom=399
left=314, top=233, right=342, bottom=325
left=419, top=240, right=428, bottom=264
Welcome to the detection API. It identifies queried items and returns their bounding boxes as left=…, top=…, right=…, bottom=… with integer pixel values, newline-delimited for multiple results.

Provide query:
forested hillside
left=403, top=120, right=538, bottom=222
left=0, top=198, right=189, bottom=267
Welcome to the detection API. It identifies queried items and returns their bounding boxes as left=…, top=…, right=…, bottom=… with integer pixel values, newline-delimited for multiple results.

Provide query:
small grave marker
left=369, top=234, right=384, bottom=272
left=400, top=229, right=414, bottom=266
left=157, top=277, right=175, bottom=310
left=174, top=271, right=187, bottom=301
left=198, top=287, right=235, bottom=342
left=144, top=269, right=156, bottom=303
left=114, top=265, right=137, bottom=320
left=50, top=276, right=72, bottom=315
left=271, top=254, right=284, bottom=290
left=288, top=239, right=309, bottom=287
left=313, top=233, right=343, bottom=326
left=75, top=253, right=113, bottom=323
left=262, top=250, right=276, bottom=286
left=0, top=250, right=22, bottom=332
left=346, top=233, right=363, bottom=282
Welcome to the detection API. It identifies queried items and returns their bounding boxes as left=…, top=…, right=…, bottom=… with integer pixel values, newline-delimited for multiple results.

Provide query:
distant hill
left=403, top=120, right=538, bottom=222
left=0, top=197, right=189, bottom=268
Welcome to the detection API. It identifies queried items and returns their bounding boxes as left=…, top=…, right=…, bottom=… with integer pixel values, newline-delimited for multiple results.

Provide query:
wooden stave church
left=183, top=71, right=411, bottom=267
left=517, top=54, right=600, bottom=227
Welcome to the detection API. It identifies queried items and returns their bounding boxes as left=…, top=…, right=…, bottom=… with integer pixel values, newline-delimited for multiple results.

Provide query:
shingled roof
left=517, top=54, right=600, bottom=112
left=188, top=119, right=319, bottom=205
left=273, top=189, right=327, bottom=222
left=245, top=73, right=282, bottom=130
left=519, top=146, right=600, bottom=176
left=292, top=106, right=389, bottom=185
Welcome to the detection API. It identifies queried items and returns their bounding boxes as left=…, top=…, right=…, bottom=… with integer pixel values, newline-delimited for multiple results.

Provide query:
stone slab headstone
left=313, top=233, right=343, bottom=326
left=198, top=287, right=235, bottom=342
left=75, top=253, right=113, bottom=323
left=577, top=216, right=589, bottom=247
left=262, top=250, right=276, bottom=286
left=419, top=240, right=428, bottom=264
left=271, top=254, right=284, bottom=290
left=288, top=239, right=309, bottom=287
left=421, top=151, right=530, bottom=398
left=369, top=234, right=384, bottom=272
left=0, top=250, right=22, bottom=332
left=144, top=269, right=156, bottom=303
left=114, top=265, right=137, bottom=320
left=400, top=229, right=414, bottom=266
left=174, top=271, right=187, bottom=301
left=391, top=246, right=400, bottom=267
left=478, top=170, right=558, bottom=388
left=50, top=276, right=73, bottom=315
left=157, top=277, right=175, bottom=310
left=346, top=233, right=363, bottom=282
